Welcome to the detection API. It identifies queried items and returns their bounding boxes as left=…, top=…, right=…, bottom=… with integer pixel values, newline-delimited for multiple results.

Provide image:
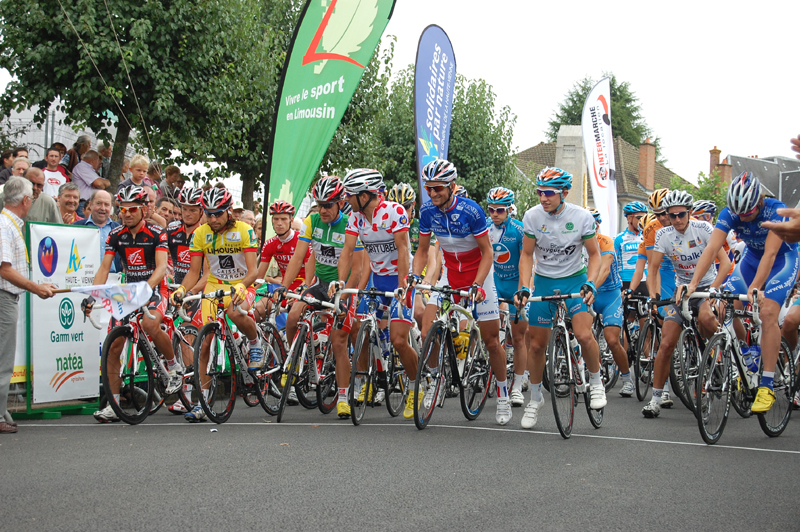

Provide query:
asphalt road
left=2, top=386, right=799, bottom=532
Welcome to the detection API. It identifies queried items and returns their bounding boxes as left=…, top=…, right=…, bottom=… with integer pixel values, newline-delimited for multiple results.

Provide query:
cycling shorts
left=495, top=273, right=528, bottom=319
left=428, top=266, right=500, bottom=322
left=664, top=284, right=710, bottom=326
left=593, top=290, right=623, bottom=328
left=725, top=250, right=799, bottom=306
left=621, top=281, right=649, bottom=298
left=201, top=282, right=256, bottom=325
left=356, top=273, right=414, bottom=325
left=148, top=284, right=170, bottom=317
left=528, top=273, right=589, bottom=327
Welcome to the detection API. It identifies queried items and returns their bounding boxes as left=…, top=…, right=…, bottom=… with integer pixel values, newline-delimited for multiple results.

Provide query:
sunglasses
left=119, top=206, right=142, bottom=214
left=740, top=204, right=759, bottom=217
left=424, top=184, right=449, bottom=194
left=317, top=201, right=337, bottom=209
left=487, top=206, right=508, bottom=214
left=654, top=211, right=668, bottom=217
left=536, top=189, right=559, bottom=198
left=667, top=210, right=690, bottom=220
left=204, top=209, right=227, bottom=218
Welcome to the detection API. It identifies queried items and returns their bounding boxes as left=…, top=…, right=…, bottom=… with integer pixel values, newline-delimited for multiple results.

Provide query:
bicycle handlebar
left=686, top=289, right=760, bottom=327
left=176, top=293, right=203, bottom=321
left=285, top=291, right=337, bottom=311
left=415, top=283, right=470, bottom=298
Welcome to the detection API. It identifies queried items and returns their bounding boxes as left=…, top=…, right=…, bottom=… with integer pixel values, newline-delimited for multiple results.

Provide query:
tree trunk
left=240, top=169, right=258, bottom=210
left=107, top=121, right=131, bottom=192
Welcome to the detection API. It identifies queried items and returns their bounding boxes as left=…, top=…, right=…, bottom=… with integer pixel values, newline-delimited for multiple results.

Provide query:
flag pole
left=583, top=172, right=588, bottom=208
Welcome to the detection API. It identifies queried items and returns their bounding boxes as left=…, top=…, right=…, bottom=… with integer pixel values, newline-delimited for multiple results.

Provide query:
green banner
left=266, top=0, right=396, bottom=211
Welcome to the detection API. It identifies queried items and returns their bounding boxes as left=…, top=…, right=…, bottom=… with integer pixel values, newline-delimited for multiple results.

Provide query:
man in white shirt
left=41, top=147, right=68, bottom=198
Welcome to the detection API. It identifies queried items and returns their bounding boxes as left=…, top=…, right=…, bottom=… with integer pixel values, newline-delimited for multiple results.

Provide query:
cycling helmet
left=116, top=185, right=148, bottom=204
left=727, top=171, right=762, bottom=215
left=623, top=201, right=648, bottom=215
left=453, top=185, right=469, bottom=198
left=340, top=201, right=353, bottom=216
left=691, top=199, right=717, bottom=218
left=486, top=186, right=515, bottom=206
left=312, top=176, right=345, bottom=202
left=178, top=187, right=203, bottom=206
left=638, top=212, right=656, bottom=231
left=509, top=205, right=517, bottom=217
left=342, top=168, right=384, bottom=195
left=269, top=199, right=296, bottom=216
left=661, top=190, right=694, bottom=209
left=648, top=188, right=670, bottom=212
left=536, top=167, right=572, bottom=190
left=421, top=159, right=457, bottom=184
left=387, top=183, right=417, bottom=206
left=201, top=187, right=233, bottom=211
left=588, top=208, right=602, bottom=226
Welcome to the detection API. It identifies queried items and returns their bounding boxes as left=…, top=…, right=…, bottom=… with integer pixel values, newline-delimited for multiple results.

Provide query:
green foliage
left=670, top=170, right=726, bottom=218
left=546, top=73, right=666, bottom=163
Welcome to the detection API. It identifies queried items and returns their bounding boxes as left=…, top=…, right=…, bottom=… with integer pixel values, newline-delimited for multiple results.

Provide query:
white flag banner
left=582, top=77, right=618, bottom=237
left=71, top=282, right=153, bottom=320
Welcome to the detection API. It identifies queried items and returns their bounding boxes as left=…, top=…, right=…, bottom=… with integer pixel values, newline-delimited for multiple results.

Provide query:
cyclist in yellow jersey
left=171, top=187, right=260, bottom=422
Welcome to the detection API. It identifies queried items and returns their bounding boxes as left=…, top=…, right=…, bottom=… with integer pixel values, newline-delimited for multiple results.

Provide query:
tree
left=546, top=73, right=665, bottom=163
left=670, top=171, right=726, bottom=218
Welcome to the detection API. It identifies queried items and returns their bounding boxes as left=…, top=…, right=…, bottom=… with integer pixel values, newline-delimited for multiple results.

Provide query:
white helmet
left=342, top=168, right=384, bottom=195
left=727, top=172, right=761, bottom=215
left=661, top=190, right=694, bottom=210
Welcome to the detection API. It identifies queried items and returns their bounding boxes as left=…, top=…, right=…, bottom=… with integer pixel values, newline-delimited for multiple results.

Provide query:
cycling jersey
left=105, top=221, right=168, bottom=284
left=166, top=221, right=195, bottom=285
left=522, top=202, right=595, bottom=278
left=643, top=219, right=674, bottom=274
left=190, top=221, right=257, bottom=284
left=299, top=212, right=363, bottom=284
left=653, top=220, right=716, bottom=287
left=346, top=199, right=411, bottom=276
left=409, top=218, right=436, bottom=254
left=614, top=228, right=642, bottom=282
left=419, top=196, right=488, bottom=288
left=488, top=217, right=525, bottom=281
left=597, top=233, right=622, bottom=291
left=260, top=229, right=311, bottom=290
left=715, top=198, right=798, bottom=259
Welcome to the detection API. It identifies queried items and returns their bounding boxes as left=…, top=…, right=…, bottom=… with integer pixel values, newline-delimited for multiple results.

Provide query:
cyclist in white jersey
left=642, top=190, right=730, bottom=418
left=516, top=167, right=607, bottom=429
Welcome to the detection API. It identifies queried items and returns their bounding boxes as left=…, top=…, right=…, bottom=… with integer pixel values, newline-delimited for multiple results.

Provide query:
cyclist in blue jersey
left=687, top=172, right=799, bottom=413
left=486, top=186, right=529, bottom=407
left=615, top=201, right=648, bottom=296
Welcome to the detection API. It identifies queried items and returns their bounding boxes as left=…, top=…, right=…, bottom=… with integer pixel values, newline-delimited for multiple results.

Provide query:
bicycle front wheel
left=102, top=326, right=154, bottom=425
left=757, top=338, right=794, bottom=437
left=676, top=327, right=701, bottom=413
left=174, top=324, right=197, bottom=411
left=349, top=320, right=375, bottom=426
left=277, top=323, right=307, bottom=423
left=460, top=327, right=491, bottom=420
left=414, top=322, right=447, bottom=430
left=316, top=340, right=337, bottom=415
left=547, top=327, right=575, bottom=439
left=635, top=320, right=658, bottom=401
left=385, top=334, right=410, bottom=418
left=256, top=322, right=286, bottom=416
left=193, top=322, right=236, bottom=424
left=695, top=333, right=732, bottom=444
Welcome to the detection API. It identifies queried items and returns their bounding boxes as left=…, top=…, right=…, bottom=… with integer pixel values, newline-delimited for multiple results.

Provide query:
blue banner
left=414, top=25, right=456, bottom=201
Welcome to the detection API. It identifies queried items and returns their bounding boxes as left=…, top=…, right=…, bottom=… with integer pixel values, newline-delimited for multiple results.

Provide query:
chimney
left=710, top=146, right=721, bottom=177
left=718, top=157, right=732, bottom=183
left=638, top=138, right=656, bottom=190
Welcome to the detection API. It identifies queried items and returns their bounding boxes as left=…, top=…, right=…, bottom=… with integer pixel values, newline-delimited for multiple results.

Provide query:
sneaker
left=374, top=389, right=385, bottom=405
left=248, top=346, right=264, bottom=370
left=751, top=387, right=776, bottom=413
left=185, top=405, right=207, bottom=423
left=0, top=421, right=17, bottom=434
left=403, top=390, right=422, bottom=419
left=589, top=385, right=607, bottom=410
left=521, top=396, right=545, bottom=429
left=496, top=398, right=512, bottom=425
left=642, top=400, right=660, bottom=418
left=168, top=401, right=189, bottom=414
left=165, top=368, right=182, bottom=395
left=660, top=391, right=674, bottom=408
left=93, top=405, right=119, bottom=423
left=509, top=388, right=525, bottom=407
left=337, top=401, right=351, bottom=418
left=793, top=390, right=800, bottom=410
left=423, top=378, right=440, bottom=409
left=619, top=381, right=635, bottom=397
left=357, top=383, right=374, bottom=404
left=287, top=386, right=299, bottom=406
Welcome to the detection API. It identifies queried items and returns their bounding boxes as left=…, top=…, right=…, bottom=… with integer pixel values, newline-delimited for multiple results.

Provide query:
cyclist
left=171, top=187, right=261, bottom=422
left=515, top=167, right=607, bottom=430
left=686, top=172, right=798, bottom=413
left=486, top=186, right=529, bottom=407
left=84, top=185, right=182, bottom=423
left=273, top=176, right=365, bottom=419
left=166, top=187, right=210, bottom=414
left=335, top=169, right=421, bottom=419
left=691, top=199, right=736, bottom=270
left=615, top=201, right=648, bottom=296
left=410, top=159, right=511, bottom=425
left=590, top=208, right=634, bottom=397
left=643, top=190, right=730, bottom=418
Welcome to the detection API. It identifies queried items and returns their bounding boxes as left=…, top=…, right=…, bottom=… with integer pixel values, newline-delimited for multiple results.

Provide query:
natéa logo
left=59, top=298, right=74, bottom=329
left=302, top=0, right=379, bottom=74
left=50, top=352, right=85, bottom=392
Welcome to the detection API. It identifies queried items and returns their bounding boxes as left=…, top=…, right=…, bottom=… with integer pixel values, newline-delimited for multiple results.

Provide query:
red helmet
left=312, top=176, right=345, bottom=203
left=269, top=200, right=295, bottom=216
left=178, top=187, right=203, bottom=206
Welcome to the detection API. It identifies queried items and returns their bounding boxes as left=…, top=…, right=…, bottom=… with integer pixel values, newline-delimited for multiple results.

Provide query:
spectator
left=0, top=155, right=30, bottom=185
left=41, top=147, right=68, bottom=198
left=97, top=140, right=112, bottom=178
left=232, top=200, right=244, bottom=221
left=58, top=183, right=83, bottom=224
left=144, top=186, right=166, bottom=228
left=0, top=177, right=57, bottom=433
left=147, top=160, right=162, bottom=184
left=32, top=144, right=69, bottom=174
left=157, top=165, right=183, bottom=201
left=117, top=154, right=155, bottom=192
left=0, top=168, right=60, bottom=224
left=60, top=134, right=91, bottom=175
left=172, top=199, right=182, bottom=222
left=254, top=214, right=263, bottom=248
left=241, top=209, right=255, bottom=227
left=1, top=149, right=13, bottom=169
left=120, top=157, right=131, bottom=181
left=73, top=190, right=121, bottom=272
left=155, top=196, right=175, bottom=224
left=71, top=150, right=110, bottom=217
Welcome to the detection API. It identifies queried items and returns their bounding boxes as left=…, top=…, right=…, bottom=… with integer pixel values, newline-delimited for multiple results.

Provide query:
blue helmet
left=486, top=186, right=515, bottom=206
left=588, top=208, right=602, bottom=226
left=536, top=167, right=572, bottom=190
left=623, top=201, right=648, bottom=215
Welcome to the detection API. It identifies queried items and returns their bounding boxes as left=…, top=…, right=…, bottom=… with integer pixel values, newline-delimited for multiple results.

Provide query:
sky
left=382, top=0, right=800, bottom=182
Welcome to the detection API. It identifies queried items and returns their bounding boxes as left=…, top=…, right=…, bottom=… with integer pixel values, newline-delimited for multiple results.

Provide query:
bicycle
left=525, top=290, right=603, bottom=439
left=251, top=283, right=289, bottom=414
left=341, top=287, right=418, bottom=425
left=687, top=290, right=794, bottom=444
left=413, top=284, right=492, bottom=430
left=592, top=311, right=620, bottom=392
left=633, top=297, right=674, bottom=402
left=669, top=294, right=710, bottom=414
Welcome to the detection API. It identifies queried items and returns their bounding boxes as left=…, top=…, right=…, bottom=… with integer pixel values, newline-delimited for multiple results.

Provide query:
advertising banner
left=28, top=223, right=102, bottom=404
left=582, top=77, right=618, bottom=237
left=414, top=25, right=456, bottom=202
left=265, top=0, right=397, bottom=215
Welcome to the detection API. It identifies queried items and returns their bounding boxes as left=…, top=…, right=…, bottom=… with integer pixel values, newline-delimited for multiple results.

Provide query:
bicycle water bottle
left=380, top=328, right=392, bottom=358
left=743, top=343, right=761, bottom=373
left=570, top=336, right=585, bottom=383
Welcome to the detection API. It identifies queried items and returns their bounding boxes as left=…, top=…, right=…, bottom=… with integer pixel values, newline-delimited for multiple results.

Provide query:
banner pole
left=583, top=172, right=588, bottom=208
